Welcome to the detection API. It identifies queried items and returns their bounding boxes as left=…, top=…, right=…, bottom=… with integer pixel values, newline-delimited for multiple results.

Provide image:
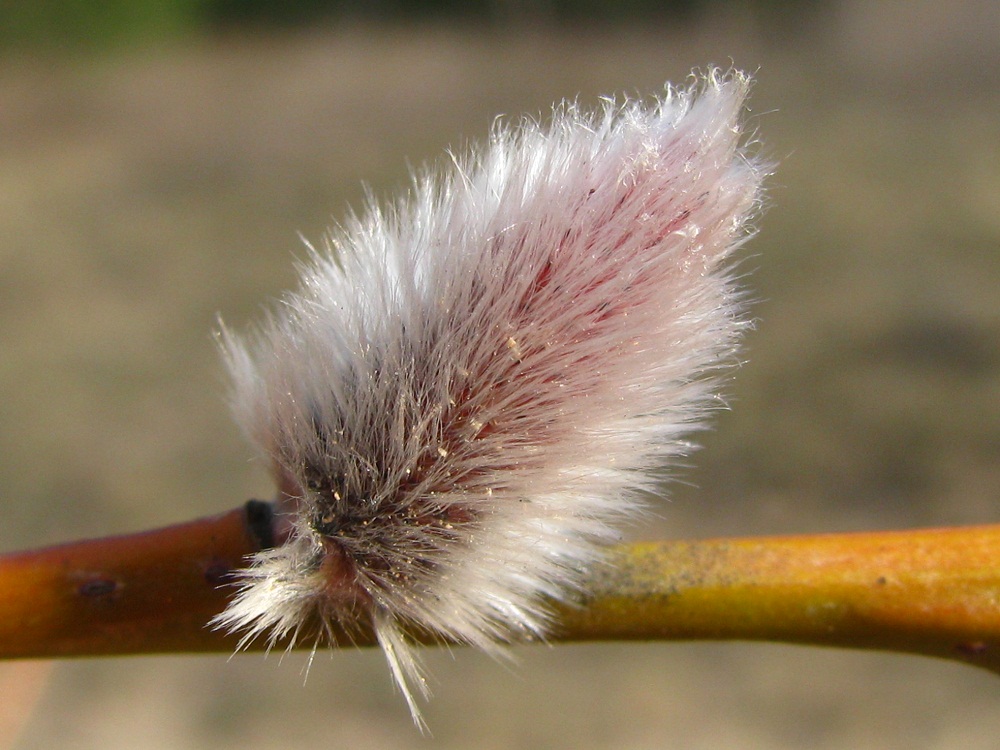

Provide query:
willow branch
left=0, top=501, right=998, bottom=676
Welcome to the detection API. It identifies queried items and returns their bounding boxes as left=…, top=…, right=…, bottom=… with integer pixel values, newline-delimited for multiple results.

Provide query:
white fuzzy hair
left=212, top=69, right=765, bottom=727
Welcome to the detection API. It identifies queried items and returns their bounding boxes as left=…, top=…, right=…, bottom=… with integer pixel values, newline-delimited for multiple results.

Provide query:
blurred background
left=1, top=0, right=999, bottom=747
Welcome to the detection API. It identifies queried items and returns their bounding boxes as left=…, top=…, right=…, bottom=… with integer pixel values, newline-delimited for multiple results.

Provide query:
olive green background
left=1, top=2, right=999, bottom=747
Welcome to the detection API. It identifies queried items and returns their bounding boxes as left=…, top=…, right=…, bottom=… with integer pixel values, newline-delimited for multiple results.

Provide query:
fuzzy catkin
left=213, top=69, right=766, bottom=726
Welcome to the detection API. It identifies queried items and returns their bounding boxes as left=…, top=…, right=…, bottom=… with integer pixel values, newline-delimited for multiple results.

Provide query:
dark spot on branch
left=203, top=560, right=233, bottom=586
left=77, top=578, right=118, bottom=598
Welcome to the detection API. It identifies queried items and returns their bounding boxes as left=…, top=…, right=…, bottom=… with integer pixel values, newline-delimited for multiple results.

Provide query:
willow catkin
left=213, top=69, right=766, bottom=727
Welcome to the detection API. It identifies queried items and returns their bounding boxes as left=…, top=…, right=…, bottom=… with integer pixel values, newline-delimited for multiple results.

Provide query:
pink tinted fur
left=214, top=69, right=765, bottom=726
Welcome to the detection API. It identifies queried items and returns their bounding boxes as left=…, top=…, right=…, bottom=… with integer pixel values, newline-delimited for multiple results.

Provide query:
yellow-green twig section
left=559, top=528, right=1000, bottom=674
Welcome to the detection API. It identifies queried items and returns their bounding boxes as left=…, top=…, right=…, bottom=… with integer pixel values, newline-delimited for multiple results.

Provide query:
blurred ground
left=1, top=2, right=999, bottom=748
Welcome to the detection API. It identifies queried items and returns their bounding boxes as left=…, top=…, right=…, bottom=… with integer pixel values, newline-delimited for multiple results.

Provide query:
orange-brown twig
left=0, top=503, right=271, bottom=657
left=0, top=502, right=998, bottom=676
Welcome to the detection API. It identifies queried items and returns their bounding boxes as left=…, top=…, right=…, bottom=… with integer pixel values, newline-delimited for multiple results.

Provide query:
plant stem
left=0, top=501, right=998, bottom=675
left=560, top=528, right=1000, bottom=674
left=0, top=502, right=273, bottom=657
